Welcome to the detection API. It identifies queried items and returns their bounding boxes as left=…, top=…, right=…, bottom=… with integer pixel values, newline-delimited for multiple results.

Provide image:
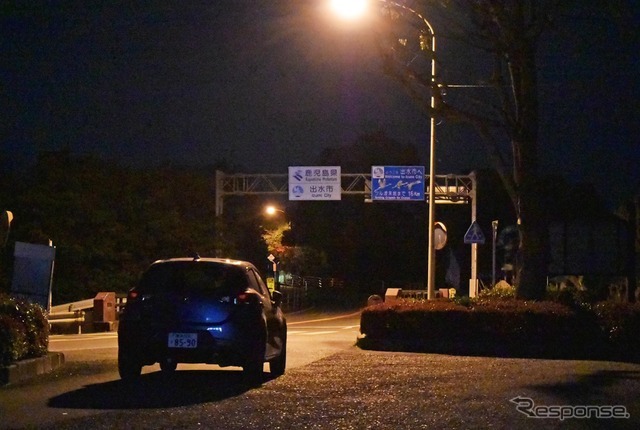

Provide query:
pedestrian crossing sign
left=464, top=221, right=486, bottom=244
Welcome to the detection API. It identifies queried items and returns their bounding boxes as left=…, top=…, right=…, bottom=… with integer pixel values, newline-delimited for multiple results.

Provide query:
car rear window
left=139, top=262, right=247, bottom=295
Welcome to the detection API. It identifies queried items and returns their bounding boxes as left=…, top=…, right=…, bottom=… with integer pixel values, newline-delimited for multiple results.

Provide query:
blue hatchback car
left=117, top=256, right=287, bottom=382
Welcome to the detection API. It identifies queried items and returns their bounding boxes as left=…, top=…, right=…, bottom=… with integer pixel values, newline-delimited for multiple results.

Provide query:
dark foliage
left=359, top=298, right=640, bottom=362
left=1, top=152, right=238, bottom=304
left=593, top=301, right=640, bottom=359
left=0, top=293, right=49, bottom=366
left=369, top=0, right=637, bottom=300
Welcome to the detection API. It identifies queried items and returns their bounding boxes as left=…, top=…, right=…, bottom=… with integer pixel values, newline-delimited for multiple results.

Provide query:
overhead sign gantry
left=214, top=169, right=480, bottom=296
left=214, top=170, right=475, bottom=215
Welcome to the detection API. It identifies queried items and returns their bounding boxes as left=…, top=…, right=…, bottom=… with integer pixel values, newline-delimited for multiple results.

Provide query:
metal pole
left=215, top=170, right=224, bottom=216
left=469, top=171, right=478, bottom=297
left=370, top=1, right=438, bottom=298
left=426, top=31, right=437, bottom=299
left=492, top=220, right=499, bottom=287
left=332, top=1, right=442, bottom=297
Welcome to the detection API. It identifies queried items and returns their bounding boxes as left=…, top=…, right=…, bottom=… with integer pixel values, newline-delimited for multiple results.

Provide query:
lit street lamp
left=264, top=205, right=285, bottom=216
left=331, top=0, right=438, bottom=299
left=264, top=205, right=287, bottom=292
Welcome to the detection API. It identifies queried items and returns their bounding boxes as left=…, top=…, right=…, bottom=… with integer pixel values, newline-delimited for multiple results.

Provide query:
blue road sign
left=371, top=166, right=425, bottom=201
left=464, top=221, right=486, bottom=244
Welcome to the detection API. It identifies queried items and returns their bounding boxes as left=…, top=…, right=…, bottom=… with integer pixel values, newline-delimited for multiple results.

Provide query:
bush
left=546, top=285, right=593, bottom=308
left=592, top=301, right=640, bottom=357
left=361, top=299, right=470, bottom=341
left=0, top=293, right=49, bottom=367
left=358, top=296, right=639, bottom=361
left=0, top=315, right=28, bottom=366
left=479, top=280, right=516, bottom=299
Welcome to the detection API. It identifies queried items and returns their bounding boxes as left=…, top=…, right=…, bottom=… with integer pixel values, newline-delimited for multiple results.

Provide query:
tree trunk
left=507, top=21, right=547, bottom=299
left=516, top=179, right=549, bottom=300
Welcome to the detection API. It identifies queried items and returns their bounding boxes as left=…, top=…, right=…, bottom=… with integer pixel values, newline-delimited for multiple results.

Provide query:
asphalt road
left=2, top=309, right=640, bottom=429
left=0, top=310, right=362, bottom=428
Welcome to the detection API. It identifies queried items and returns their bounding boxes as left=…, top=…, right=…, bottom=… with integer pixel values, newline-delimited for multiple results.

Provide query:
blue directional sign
left=371, top=166, right=425, bottom=201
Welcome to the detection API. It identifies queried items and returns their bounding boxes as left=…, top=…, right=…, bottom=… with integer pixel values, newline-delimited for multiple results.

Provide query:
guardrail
left=48, top=294, right=123, bottom=334
left=49, top=298, right=95, bottom=334
left=50, top=298, right=94, bottom=314
left=48, top=310, right=86, bottom=334
left=383, top=287, right=469, bottom=304
left=384, top=288, right=450, bottom=304
left=399, top=290, right=429, bottom=300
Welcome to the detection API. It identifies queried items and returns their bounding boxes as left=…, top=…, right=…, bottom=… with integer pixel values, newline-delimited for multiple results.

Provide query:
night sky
left=2, top=1, right=638, bottom=208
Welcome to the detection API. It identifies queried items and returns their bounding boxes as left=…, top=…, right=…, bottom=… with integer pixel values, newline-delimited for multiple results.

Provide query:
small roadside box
left=94, top=292, right=116, bottom=330
left=384, top=288, right=402, bottom=305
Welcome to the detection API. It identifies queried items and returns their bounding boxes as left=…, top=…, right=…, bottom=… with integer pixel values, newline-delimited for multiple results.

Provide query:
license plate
left=168, top=332, right=198, bottom=348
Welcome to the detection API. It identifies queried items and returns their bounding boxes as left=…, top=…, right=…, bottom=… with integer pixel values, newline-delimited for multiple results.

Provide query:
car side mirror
left=271, top=290, right=283, bottom=307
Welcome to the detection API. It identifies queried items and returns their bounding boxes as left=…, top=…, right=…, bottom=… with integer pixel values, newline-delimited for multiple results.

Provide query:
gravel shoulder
left=38, top=347, right=640, bottom=430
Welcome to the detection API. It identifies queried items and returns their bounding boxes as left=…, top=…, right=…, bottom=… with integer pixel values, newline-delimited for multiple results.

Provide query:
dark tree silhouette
left=364, top=0, right=634, bottom=299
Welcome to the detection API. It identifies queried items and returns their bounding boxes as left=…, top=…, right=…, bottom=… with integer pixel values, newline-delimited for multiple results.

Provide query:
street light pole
left=380, top=1, right=438, bottom=299
left=425, top=19, right=437, bottom=300
left=331, top=0, right=438, bottom=298
left=492, top=220, right=499, bottom=287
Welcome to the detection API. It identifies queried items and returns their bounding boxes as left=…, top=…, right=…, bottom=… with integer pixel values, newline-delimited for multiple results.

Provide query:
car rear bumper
left=118, top=321, right=263, bottom=367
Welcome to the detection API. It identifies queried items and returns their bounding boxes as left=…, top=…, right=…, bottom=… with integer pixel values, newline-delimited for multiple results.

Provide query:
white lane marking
left=295, top=331, right=337, bottom=336
left=287, top=311, right=361, bottom=326
left=287, top=325, right=357, bottom=330
left=51, top=332, right=118, bottom=339
left=50, top=346, right=118, bottom=352
left=50, top=334, right=118, bottom=343
left=288, top=330, right=337, bottom=335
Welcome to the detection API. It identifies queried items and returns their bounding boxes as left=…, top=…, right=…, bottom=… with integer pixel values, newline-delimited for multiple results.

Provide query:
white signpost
left=464, top=221, right=485, bottom=297
left=288, top=166, right=341, bottom=200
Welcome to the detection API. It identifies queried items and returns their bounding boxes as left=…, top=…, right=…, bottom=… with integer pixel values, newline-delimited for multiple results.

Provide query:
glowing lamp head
left=265, top=205, right=279, bottom=216
left=330, top=0, right=368, bottom=20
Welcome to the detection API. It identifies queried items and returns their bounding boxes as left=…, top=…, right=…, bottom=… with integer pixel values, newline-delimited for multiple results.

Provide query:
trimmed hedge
left=593, top=301, right=640, bottom=358
left=0, top=293, right=49, bottom=367
left=358, top=298, right=640, bottom=362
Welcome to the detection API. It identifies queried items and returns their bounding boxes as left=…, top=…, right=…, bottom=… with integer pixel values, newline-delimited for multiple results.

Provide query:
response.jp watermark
left=510, top=396, right=630, bottom=421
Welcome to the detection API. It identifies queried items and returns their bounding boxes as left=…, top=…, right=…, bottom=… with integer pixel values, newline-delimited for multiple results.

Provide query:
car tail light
left=234, top=290, right=262, bottom=306
left=234, top=292, right=250, bottom=304
left=122, top=289, right=143, bottom=321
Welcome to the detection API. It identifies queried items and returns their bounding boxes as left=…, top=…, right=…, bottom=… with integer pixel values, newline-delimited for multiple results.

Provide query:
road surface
left=0, top=310, right=361, bottom=428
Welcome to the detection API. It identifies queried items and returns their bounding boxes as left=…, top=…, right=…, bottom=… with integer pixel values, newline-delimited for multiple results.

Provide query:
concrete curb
left=0, top=352, right=65, bottom=386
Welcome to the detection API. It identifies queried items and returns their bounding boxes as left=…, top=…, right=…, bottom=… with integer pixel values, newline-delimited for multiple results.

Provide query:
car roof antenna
left=192, top=252, right=201, bottom=261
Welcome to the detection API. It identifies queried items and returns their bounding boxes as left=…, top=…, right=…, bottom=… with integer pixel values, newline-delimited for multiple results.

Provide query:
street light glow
left=265, top=205, right=283, bottom=216
left=330, top=0, right=368, bottom=20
